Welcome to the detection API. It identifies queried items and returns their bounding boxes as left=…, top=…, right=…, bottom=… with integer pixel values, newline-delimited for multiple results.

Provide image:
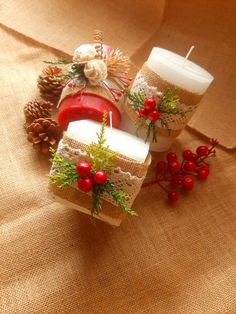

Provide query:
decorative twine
left=58, top=82, right=123, bottom=113
left=93, top=29, right=103, bottom=59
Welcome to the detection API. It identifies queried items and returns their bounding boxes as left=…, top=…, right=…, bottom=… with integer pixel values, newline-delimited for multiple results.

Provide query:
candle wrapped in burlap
left=49, top=132, right=151, bottom=226
left=123, top=48, right=213, bottom=152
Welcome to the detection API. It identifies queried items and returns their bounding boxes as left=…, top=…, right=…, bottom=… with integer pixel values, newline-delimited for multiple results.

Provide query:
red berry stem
left=142, top=179, right=159, bottom=188
left=157, top=178, right=171, bottom=194
left=142, top=138, right=218, bottom=203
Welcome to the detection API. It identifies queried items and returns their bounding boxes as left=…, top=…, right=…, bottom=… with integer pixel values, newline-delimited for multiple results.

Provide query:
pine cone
left=24, top=99, right=53, bottom=125
left=27, top=118, right=63, bottom=154
left=37, top=66, right=64, bottom=103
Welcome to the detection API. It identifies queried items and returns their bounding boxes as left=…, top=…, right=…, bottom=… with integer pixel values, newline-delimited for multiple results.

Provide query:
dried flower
left=73, top=44, right=97, bottom=62
left=84, top=59, right=107, bottom=85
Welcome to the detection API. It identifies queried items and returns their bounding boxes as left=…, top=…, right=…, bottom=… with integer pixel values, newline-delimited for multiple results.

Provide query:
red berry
left=138, top=108, right=148, bottom=118
left=197, top=167, right=209, bottom=180
left=196, top=145, right=208, bottom=156
left=156, top=160, right=167, bottom=173
left=77, top=177, right=93, bottom=192
left=68, top=82, right=76, bottom=88
left=168, top=191, right=179, bottom=202
left=144, top=97, right=156, bottom=111
left=166, top=152, right=178, bottom=162
left=182, top=150, right=193, bottom=160
left=148, top=110, right=160, bottom=123
left=171, top=175, right=182, bottom=186
left=183, top=161, right=196, bottom=172
left=182, top=176, right=194, bottom=191
left=93, top=170, right=107, bottom=184
left=168, top=161, right=180, bottom=173
left=191, top=153, right=199, bottom=161
left=76, top=161, right=92, bottom=177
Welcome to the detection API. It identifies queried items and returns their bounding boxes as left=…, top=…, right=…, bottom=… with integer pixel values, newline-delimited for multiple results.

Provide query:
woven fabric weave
left=1, top=2, right=236, bottom=313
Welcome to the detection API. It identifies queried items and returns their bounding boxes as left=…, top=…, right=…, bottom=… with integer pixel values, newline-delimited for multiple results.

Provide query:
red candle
left=58, top=44, right=122, bottom=131
left=58, top=92, right=121, bottom=130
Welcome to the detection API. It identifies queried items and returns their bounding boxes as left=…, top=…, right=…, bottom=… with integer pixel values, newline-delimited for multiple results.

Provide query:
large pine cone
left=24, top=99, right=53, bottom=125
left=37, top=66, right=64, bottom=103
left=27, top=118, right=63, bottom=154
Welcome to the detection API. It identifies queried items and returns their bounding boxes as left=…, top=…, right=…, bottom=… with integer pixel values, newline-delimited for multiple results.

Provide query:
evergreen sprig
left=125, top=88, right=145, bottom=111
left=49, top=148, right=79, bottom=187
left=44, top=60, right=86, bottom=83
left=103, top=180, right=138, bottom=216
left=125, top=87, right=189, bottom=142
left=85, top=112, right=117, bottom=172
left=44, top=59, right=73, bottom=65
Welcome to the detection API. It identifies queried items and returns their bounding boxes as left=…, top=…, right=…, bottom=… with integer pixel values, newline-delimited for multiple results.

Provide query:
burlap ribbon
left=125, top=62, right=204, bottom=138
left=58, top=80, right=123, bottom=113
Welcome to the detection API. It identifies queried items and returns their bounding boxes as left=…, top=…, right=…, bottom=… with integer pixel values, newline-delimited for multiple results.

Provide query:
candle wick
left=183, top=45, right=195, bottom=65
left=109, top=111, right=113, bottom=131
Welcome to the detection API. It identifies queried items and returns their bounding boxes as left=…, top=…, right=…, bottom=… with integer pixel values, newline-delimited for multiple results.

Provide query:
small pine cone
left=24, top=99, right=53, bottom=125
left=37, top=66, right=64, bottom=103
left=26, top=118, right=63, bottom=154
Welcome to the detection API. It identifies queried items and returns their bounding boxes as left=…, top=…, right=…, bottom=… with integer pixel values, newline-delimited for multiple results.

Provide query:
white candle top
left=66, top=120, right=150, bottom=163
left=147, top=47, right=214, bottom=94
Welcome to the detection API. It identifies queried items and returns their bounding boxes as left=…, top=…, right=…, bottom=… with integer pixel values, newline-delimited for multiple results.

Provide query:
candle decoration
left=44, top=30, right=132, bottom=130
left=125, top=87, right=189, bottom=143
left=121, top=47, right=214, bottom=152
left=49, top=112, right=151, bottom=226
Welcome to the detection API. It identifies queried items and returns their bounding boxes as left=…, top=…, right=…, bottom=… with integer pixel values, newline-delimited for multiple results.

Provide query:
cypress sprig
left=85, top=112, right=117, bottom=172
left=44, top=59, right=73, bottom=65
left=49, top=147, right=79, bottom=187
left=125, top=88, right=145, bottom=111
left=44, top=60, right=86, bottom=84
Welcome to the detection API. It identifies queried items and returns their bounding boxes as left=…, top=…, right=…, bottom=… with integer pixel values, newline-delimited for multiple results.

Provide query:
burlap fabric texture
left=1, top=1, right=236, bottom=313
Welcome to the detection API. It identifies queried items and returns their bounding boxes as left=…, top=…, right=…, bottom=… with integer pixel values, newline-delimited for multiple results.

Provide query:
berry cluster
left=138, top=97, right=160, bottom=123
left=76, top=161, right=107, bottom=192
left=143, top=139, right=218, bottom=202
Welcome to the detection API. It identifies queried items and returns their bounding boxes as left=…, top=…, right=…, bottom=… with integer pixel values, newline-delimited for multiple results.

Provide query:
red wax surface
left=58, top=93, right=121, bottom=130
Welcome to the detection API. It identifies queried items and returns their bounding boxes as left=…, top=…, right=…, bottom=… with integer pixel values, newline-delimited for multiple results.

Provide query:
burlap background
left=1, top=0, right=236, bottom=148
left=1, top=1, right=236, bottom=313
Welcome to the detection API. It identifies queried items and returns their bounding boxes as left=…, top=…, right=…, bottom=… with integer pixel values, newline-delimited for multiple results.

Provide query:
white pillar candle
left=147, top=47, right=213, bottom=94
left=66, top=119, right=150, bottom=163
left=121, top=47, right=214, bottom=152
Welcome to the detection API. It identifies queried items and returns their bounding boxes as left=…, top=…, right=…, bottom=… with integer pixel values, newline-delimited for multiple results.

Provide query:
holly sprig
left=50, top=112, right=137, bottom=218
left=125, top=88, right=189, bottom=142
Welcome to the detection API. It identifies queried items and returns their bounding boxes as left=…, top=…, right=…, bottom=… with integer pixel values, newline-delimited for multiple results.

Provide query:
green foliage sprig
left=49, top=113, right=137, bottom=218
left=49, top=148, right=79, bottom=187
left=125, top=88, right=189, bottom=142
left=85, top=112, right=117, bottom=172
left=125, top=89, right=145, bottom=112
left=44, top=60, right=85, bottom=83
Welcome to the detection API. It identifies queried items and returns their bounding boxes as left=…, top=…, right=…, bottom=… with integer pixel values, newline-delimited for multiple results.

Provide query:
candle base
left=119, top=113, right=174, bottom=152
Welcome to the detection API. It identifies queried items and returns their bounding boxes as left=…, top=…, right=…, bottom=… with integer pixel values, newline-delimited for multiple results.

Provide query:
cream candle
left=121, top=47, right=214, bottom=152
left=67, top=119, right=150, bottom=163
left=147, top=48, right=213, bottom=94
